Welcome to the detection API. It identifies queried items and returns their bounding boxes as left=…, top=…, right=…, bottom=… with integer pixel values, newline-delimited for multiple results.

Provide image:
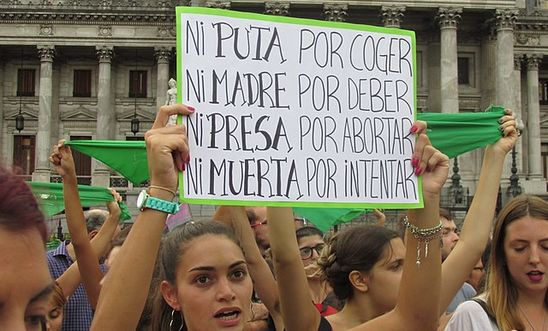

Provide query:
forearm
left=457, top=148, right=505, bottom=251
left=62, top=176, right=88, bottom=246
left=91, top=189, right=169, bottom=330
left=396, top=193, right=441, bottom=331
left=90, top=213, right=119, bottom=258
left=268, top=207, right=319, bottom=331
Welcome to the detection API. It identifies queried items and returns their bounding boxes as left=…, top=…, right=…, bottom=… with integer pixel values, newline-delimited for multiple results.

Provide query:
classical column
left=155, top=47, right=172, bottom=108
left=437, top=7, right=461, bottom=114
left=495, top=9, right=518, bottom=108
left=93, top=46, right=114, bottom=187
left=32, top=45, right=55, bottom=182
left=323, top=3, right=347, bottom=22
left=265, top=2, right=289, bottom=16
left=525, top=54, right=543, bottom=181
left=513, top=54, right=524, bottom=170
left=381, top=5, right=405, bottom=28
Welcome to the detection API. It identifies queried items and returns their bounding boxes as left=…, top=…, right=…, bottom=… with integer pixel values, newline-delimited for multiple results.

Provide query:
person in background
left=445, top=195, right=548, bottom=331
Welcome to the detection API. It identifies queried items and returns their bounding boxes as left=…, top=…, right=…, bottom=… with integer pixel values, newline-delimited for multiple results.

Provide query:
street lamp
left=450, top=157, right=464, bottom=204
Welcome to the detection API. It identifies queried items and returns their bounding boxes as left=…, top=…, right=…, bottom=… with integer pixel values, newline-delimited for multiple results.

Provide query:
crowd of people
left=0, top=103, right=546, bottom=331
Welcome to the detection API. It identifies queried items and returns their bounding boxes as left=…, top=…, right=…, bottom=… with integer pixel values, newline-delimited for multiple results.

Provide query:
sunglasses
left=299, top=243, right=325, bottom=260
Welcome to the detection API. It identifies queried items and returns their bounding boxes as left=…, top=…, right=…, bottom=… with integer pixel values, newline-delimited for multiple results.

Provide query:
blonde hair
left=485, top=195, right=548, bottom=331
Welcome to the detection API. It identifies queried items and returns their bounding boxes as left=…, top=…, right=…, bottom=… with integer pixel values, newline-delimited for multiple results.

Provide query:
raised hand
left=49, top=140, right=76, bottom=180
left=144, top=104, right=194, bottom=192
left=491, top=108, right=518, bottom=156
left=106, top=188, right=122, bottom=221
left=411, top=121, right=449, bottom=196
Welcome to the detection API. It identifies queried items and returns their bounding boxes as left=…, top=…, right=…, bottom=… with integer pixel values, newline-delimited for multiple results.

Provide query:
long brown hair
left=150, top=221, right=241, bottom=331
left=486, top=195, right=548, bottom=331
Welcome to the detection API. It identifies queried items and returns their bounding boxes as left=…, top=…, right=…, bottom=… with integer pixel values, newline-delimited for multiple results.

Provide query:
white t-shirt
left=445, top=300, right=500, bottom=331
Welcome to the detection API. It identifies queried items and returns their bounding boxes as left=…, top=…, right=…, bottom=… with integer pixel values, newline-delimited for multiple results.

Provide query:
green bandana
left=29, top=181, right=132, bottom=221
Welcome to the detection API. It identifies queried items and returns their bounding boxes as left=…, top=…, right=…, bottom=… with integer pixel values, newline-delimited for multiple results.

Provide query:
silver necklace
left=518, top=305, right=546, bottom=331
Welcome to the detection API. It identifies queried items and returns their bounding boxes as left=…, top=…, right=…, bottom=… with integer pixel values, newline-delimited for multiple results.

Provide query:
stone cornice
left=323, top=3, right=348, bottom=22
left=380, top=5, right=405, bottom=28
left=0, top=9, right=175, bottom=24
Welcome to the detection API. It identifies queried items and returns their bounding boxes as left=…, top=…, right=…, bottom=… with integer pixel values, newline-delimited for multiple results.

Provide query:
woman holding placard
left=267, top=110, right=518, bottom=331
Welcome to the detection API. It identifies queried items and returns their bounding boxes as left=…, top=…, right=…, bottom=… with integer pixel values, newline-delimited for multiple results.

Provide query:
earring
left=170, top=308, right=184, bottom=331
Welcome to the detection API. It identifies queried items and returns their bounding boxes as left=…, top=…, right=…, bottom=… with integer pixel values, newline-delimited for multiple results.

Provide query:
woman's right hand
left=144, top=104, right=194, bottom=192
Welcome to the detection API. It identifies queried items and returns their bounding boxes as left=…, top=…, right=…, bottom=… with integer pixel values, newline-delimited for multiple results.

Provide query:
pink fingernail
left=410, top=125, right=418, bottom=134
left=176, top=156, right=184, bottom=172
left=187, top=106, right=195, bottom=112
left=411, top=158, right=418, bottom=167
left=415, top=167, right=422, bottom=176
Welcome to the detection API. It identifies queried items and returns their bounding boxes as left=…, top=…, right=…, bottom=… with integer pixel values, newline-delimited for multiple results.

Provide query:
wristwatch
left=136, top=189, right=179, bottom=214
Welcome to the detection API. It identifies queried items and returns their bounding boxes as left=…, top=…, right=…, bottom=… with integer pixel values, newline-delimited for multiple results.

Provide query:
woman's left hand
left=411, top=121, right=449, bottom=196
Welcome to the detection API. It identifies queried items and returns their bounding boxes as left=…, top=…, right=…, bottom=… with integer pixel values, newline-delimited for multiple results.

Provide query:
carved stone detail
left=514, top=54, right=524, bottom=71
left=381, top=5, right=405, bottom=28
left=265, top=2, right=289, bottom=16
left=96, top=46, right=114, bottom=63
left=39, top=24, right=54, bottom=36
left=205, top=1, right=230, bottom=9
left=37, top=45, right=55, bottom=62
left=323, top=3, right=347, bottom=22
left=526, top=54, right=542, bottom=70
left=98, top=25, right=112, bottom=37
left=495, top=9, right=518, bottom=31
left=154, top=47, right=172, bottom=63
left=515, top=33, right=540, bottom=46
left=436, top=7, right=462, bottom=29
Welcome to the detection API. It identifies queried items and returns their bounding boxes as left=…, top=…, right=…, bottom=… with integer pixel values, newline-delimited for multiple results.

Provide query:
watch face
left=136, top=190, right=147, bottom=208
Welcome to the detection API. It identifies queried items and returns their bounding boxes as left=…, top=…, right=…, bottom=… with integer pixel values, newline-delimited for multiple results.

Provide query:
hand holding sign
left=411, top=121, right=449, bottom=197
left=145, top=104, right=194, bottom=194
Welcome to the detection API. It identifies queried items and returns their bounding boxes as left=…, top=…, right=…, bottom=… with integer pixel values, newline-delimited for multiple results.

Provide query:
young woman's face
left=0, top=228, right=53, bottom=331
left=172, top=234, right=253, bottom=331
left=504, top=216, right=548, bottom=295
left=298, top=234, right=325, bottom=267
left=366, top=237, right=406, bottom=314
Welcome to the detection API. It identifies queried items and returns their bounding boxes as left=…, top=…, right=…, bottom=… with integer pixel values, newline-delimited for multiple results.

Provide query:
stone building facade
left=0, top=0, right=546, bottom=228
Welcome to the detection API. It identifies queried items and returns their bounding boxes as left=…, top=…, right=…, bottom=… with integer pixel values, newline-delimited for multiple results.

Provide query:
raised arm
left=439, top=109, right=518, bottom=313
left=214, top=206, right=284, bottom=330
left=54, top=188, right=122, bottom=302
left=356, top=121, right=449, bottom=331
left=268, top=206, right=320, bottom=331
left=50, top=142, right=117, bottom=309
left=91, top=104, right=193, bottom=331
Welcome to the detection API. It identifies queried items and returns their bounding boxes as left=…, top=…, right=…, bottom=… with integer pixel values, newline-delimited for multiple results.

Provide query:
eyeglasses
left=299, top=243, right=325, bottom=260
left=250, top=219, right=268, bottom=229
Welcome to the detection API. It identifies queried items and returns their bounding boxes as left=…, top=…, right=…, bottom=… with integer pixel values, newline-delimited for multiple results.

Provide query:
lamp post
left=450, top=157, right=464, bottom=205
left=57, top=219, right=64, bottom=241
left=16, top=47, right=25, bottom=132
left=507, top=147, right=523, bottom=197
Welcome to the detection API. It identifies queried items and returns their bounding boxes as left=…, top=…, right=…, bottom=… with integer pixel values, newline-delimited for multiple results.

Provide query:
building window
left=73, top=70, right=92, bottom=97
left=70, top=136, right=92, bottom=185
left=13, top=135, right=35, bottom=178
left=539, top=79, right=548, bottom=105
left=458, top=57, right=470, bottom=85
left=129, top=70, right=147, bottom=98
left=17, top=69, right=35, bottom=97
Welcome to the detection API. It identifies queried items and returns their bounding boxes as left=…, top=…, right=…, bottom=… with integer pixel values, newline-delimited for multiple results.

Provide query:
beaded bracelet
left=402, top=216, right=443, bottom=267
left=149, top=185, right=177, bottom=198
